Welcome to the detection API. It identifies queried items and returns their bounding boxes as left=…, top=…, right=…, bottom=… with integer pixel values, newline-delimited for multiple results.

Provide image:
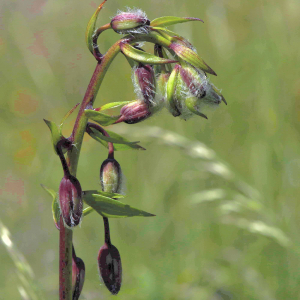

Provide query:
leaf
left=88, top=127, right=146, bottom=151
left=150, top=16, right=203, bottom=27
left=170, top=43, right=217, bottom=76
left=85, top=0, right=107, bottom=54
left=84, top=190, right=125, bottom=199
left=59, top=103, right=80, bottom=134
left=44, top=119, right=63, bottom=154
left=99, top=101, right=132, bottom=111
left=41, top=184, right=60, bottom=229
left=120, top=43, right=178, bottom=65
left=82, top=191, right=155, bottom=218
left=85, top=109, right=119, bottom=126
left=83, top=206, right=94, bottom=217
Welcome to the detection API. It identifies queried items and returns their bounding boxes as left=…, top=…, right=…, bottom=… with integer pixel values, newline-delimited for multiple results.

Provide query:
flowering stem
left=58, top=39, right=127, bottom=300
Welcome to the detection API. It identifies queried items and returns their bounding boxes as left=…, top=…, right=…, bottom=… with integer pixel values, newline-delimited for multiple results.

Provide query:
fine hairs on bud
left=111, top=7, right=150, bottom=34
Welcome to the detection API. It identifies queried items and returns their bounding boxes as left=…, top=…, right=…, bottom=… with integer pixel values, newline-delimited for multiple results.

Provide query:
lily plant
left=42, top=0, right=226, bottom=299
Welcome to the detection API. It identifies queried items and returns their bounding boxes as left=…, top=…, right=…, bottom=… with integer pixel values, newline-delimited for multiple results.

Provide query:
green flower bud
left=100, top=158, right=122, bottom=193
left=111, top=9, right=150, bottom=34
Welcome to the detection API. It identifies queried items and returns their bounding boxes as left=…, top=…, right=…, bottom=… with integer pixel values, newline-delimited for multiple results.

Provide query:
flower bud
left=111, top=9, right=150, bottom=34
left=115, top=100, right=152, bottom=124
left=58, top=175, right=83, bottom=228
left=100, top=158, right=122, bottom=193
left=133, top=64, right=156, bottom=104
left=98, top=243, right=122, bottom=295
left=72, top=256, right=85, bottom=300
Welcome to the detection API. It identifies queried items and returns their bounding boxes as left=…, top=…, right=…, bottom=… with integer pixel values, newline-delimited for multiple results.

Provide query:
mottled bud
left=98, top=243, right=122, bottom=295
left=58, top=175, right=82, bottom=228
left=115, top=100, right=152, bottom=124
left=100, top=158, right=122, bottom=193
left=111, top=9, right=150, bottom=34
left=133, top=64, right=156, bottom=104
left=72, top=256, right=85, bottom=300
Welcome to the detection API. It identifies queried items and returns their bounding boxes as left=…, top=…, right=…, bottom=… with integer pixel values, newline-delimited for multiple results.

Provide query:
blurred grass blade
left=0, top=220, right=46, bottom=300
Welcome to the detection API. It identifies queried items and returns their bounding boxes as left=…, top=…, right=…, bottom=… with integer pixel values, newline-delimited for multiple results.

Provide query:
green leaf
left=41, top=184, right=60, bottom=229
left=99, top=101, right=132, bottom=111
left=171, top=43, right=217, bottom=76
left=86, top=0, right=107, bottom=54
left=120, top=43, right=178, bottom=65
left=59, top=103, right=80, bottom=134
left=84, top=190, right=125, bottom=199
left=88, top=127, right=146, bottom=151
left=150, top=16, right=203, bottom=27
left=44, top=119, right=63, bottom=154
left=85, top=109, right=119, bottom=126
left=82, top=191, right=155, bottom=218
left=83, top=206, right=94, bottom=217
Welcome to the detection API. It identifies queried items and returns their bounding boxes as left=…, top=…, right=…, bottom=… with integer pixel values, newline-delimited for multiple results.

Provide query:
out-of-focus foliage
left=1, top=0, right=300, bottom=299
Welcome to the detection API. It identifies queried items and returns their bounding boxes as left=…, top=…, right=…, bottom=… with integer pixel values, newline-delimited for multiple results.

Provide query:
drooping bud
left=58, top=175, right=83, bottom=228
left=166, top=64, right=181, bottom=117
left=100, top=158, right=122, bottom=193
left=72, top=256, right=85, bottom=300
left=98, top=243, right=122, bottom=295
left=111, top=9, right=150, bottom=34
left=132, top=64, right=156, bottom=104
left=115, top=100, right=152, bottom=124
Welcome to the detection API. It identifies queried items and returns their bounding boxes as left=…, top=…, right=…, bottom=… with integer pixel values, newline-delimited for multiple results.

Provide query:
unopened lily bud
left=98, top=243, right=122, bottom=295
left=133, top=64, right=156, bottom=104
left=100, top=158, right=122, bottom=193
left=59, top=175, right=82, bottom=228
left=72, top=256, right=85, bottom=300
left=111, top=9, right=150, bottom=34
left=115, top=100, right=152, bottom=124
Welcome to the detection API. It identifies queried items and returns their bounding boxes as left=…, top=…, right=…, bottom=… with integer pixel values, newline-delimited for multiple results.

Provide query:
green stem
left=59, top=39, right=124, bottom=300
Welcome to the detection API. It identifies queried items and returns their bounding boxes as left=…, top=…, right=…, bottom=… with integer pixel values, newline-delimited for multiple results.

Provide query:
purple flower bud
left=100, top=158, right=122, bottom=193
left=111, top=9, right=150, bottom=34
left=72, top=256, right=85, bottom=300
left=58, top=175, right=82, bottom=228
left=115, top=100, right=152, bottom=124
left=133, top=64, right=156, bottom=104
left=98, top=243, right=122, bottom=295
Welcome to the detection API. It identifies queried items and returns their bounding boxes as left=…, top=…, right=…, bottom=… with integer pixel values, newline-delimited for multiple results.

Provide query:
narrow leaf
left=86, top=0, right=107, bottom=54
left=84, top=190, right=125, bottom=199
left=120, top=43, right=177, bottom=65
left=41, top=184, right=60, bottom=229
left=170, top=43, right=217, bottom=76
left=82, top=192, right=155, bottom=218
left=83, top=206, right=94, bottom=217
left=59, top=103, right=80, bottom=133
left=88, top=127, right=145, bottom=151
left=150, top=16, right=203, bottom=27
left=85, top=109, right=119, bottom=126
left=43, top=119, right=63, bottom=154
left=99, top=101, right=132, bottom=111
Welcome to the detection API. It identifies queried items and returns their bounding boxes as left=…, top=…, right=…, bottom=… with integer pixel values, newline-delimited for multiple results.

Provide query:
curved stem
left=93, top=23, right=111, bottom=59
left=59, top=37, right=137, bottom=300
left=87, top=122, right=114, bottom=159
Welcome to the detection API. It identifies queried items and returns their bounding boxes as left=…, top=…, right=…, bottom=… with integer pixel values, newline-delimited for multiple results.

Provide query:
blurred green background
left=1, top=0, right=300, bottom=299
